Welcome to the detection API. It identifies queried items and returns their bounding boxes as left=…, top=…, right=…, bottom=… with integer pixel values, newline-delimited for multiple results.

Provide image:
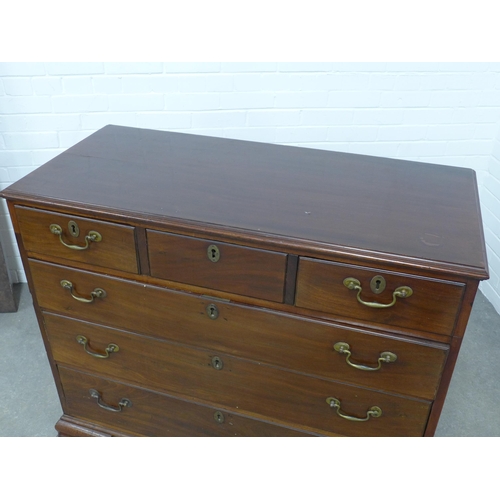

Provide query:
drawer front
left=50, top=319, right=431, bottom=436
left=44, top=308, right=448, bottom=401
left=147, top=230, right=287, bottom=302
left=16, top=206, right=138, bottom=273
left=58, top=367, right=311, bottom=437
left=295, top=258, right=465, bottom=336
left=33, top=261, right=447, bottom=399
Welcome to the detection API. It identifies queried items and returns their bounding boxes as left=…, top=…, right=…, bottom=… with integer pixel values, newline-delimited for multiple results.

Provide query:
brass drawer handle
left=89, top=389, right=132, bottom=412
left=76, top=335, right=119, bottom=359
left=326, top=397, right=382, bottom=422
left=343, top=277, right=412, bottom=308
left=49, top=223, right=102, bottom=251
left=60, top=279, right=107, bottom=303
left=333, top=342, right=397, bottom=371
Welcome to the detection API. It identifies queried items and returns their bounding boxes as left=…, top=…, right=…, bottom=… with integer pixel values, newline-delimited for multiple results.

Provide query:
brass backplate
left=207, top=244, right=220, bottom=263
left=206, top=303, right=219, bottom=320
left=370, top=275, right=386, bottom=294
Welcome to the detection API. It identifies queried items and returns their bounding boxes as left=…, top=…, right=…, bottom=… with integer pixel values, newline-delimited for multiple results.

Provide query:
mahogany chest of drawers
left=1, top=125, right=489, bottom=437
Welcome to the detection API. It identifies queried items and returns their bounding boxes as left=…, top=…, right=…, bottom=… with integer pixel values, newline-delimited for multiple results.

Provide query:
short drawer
left=57, top=339, right=430, bottom=436
left=295, top=258, right=465, bottom=336
left=16, top=206, right=138, bottom=273
left=58, top=366, right=311, bottom=437
left=147, top=230, right=287, bottom=302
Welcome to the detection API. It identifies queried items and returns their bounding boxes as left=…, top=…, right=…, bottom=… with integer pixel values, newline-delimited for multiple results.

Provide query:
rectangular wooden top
left=1, top=125, right=489, bottom=278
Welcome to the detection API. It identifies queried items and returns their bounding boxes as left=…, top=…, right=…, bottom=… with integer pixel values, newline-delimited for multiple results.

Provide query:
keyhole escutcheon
left=68, top=220, right=80, bottom=238
left=206, top=303, right=219, bottom=320
left=370, top=275, right=386, bottom=295
left=211, top=356, right=224, bottom=370
left=207, top=244, right=220, bottom=263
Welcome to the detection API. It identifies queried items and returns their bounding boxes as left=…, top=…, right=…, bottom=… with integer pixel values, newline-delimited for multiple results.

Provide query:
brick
left=445, top=140, right=492, bottom=156
left=475, top=124, right=499, bottom=139
left=327, top=126, right=378, bottom=142
left=0, top=114, right=81, bottom=132
left=426, top=124, right=476, bottom=141
left=396, top=141, right=448, bottom=158
left=46, top=63, right=104, bottom=75
left=403, top=108, right=454, bottom=124
left=105, top=63, right=164, bottom=75
left=0, top=96, right=52, bottom=114
left=121, top=75, right=178, bottom=93
left=483, top=171, right=500, bottom=200
left=482, top=205, right=500, bottom=244
left=221, top=63, right=277, bottom=73
left=485, top=227, right=500, bottom=259
left=378, top=125, right=428, bottom=141
left=109, top=94, right=164, bottom=112
left=349, top=142, right=401, bottom=157
left=3, top=132, right=59, bottom=149
left=63, top=77, right=94, bottom=94
left=394, top=75, right=422, bottom=91
left=300, top=109, right=353, bottom=125
left=275, top=127, right=328, bottom=143
left=233, top=74, right=300, bottom=92
left=429, top=90, right=480, bottom=107
left=328, top=91, right=381, bottom=108
left=164, top=63, right=221, bottom=73
left=192, top=111, right=246, bottom=128
left=438, top=62, right=490, bottom=72
left=247, top=110, right=301, bottom=126
left=52, top=95, right=108, bottom=113
left=135, top=113, right=191, bottom=130
left=275, top=91, right=328, bottom=108
left=278, top=63, right=332, bottom=72
left=0, top=62, right=46, bottom=76
left=166, top=93, right=220, bottom=111
left=219, top=92, right=273, bottom=110
left=0, top=167, right=8, bottom=182
left=380, top=91, right=430, bottom=108
left=176, top=75, right=233, bottom=92
left=92, top=76, right=123, bottom=94
left=353, top=109, right=404, bottom=125
left=32, top=77, right=63, bottom=95
left=477, top=90, right=500, bottom=106
left=453, top=107, right=500, bottom=123
left=332, top=73, right=371, bottom=90
left=369, top=74, right=396, bottom=90
left=0, top=150, right=33, bottom=166
left=3, top=77, right=33, bottom=95
left=332, top=63, right=388, bottom=72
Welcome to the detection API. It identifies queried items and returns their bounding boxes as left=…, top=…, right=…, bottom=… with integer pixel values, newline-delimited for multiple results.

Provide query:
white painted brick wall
left=0, top=61, right=500, bottom=314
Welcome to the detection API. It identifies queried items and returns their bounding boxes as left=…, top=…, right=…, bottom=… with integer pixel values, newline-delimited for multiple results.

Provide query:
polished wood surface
left=16, top=206, right=138, bottom=273
left=44, top=310, right=447, bottom=401
left=296, top=258, right=464, bottom=336
left=147, top=230, right=287, bottom=302
left=58, top=366, right=312, bottom=437
left=2, top=125, right=488, bottom=277
left=1, top=126, right=488, bottom=437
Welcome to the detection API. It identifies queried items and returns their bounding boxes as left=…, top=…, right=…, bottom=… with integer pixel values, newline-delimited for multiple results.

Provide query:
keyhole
left=207, top=244, right=220, bottom=262
left=206, top=303, right=219, bottom=320
left=68, top=220, right=79, bottom=237
left=375, top=279, right=381, bottom=291
left=211, top=356, right=223, bottom=370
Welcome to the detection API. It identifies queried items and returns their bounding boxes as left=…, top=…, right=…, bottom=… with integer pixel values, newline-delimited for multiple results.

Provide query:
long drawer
left=295, top=258, right=465, bottom=336
left=48, top=316, right=431, bottom=436
left=58, top=366, right=312, bottom=437
left=35, top=261, right=448, bottom=399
